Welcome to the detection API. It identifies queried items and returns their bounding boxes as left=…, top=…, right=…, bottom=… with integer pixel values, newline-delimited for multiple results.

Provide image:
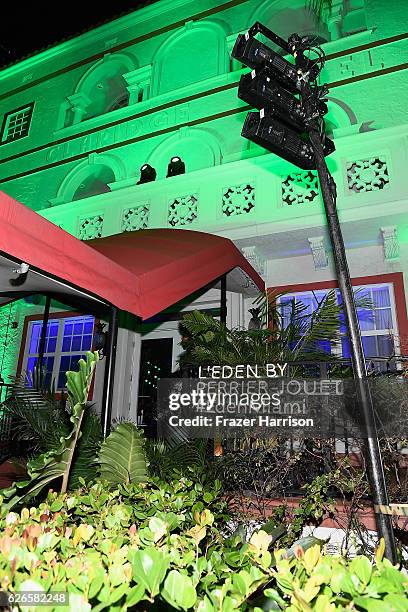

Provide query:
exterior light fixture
left=9, top=262, right=29, bottom=287
left=137, top=164, right=156, bottom=184
left=232, top=26, right=334, bottom=170
left=238, top=68, right=307, bottom=131
left=242, top=111, right=334, bottom=170
left=93, top=321, right=107, bottom=356
left=232, top=34, right=319, bottom=90
left=166, top=156, right=185, bottom=177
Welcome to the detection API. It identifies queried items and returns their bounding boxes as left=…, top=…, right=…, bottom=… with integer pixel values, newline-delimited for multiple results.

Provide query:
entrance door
left=138, top=337, right=173, bottom=436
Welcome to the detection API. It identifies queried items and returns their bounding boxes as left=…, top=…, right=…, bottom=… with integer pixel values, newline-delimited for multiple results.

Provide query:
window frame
left=18, top=311, right=96, bottom=390
left=1, top=102, right=35, bottom=145
left=277, top=281, right=400, bottom=360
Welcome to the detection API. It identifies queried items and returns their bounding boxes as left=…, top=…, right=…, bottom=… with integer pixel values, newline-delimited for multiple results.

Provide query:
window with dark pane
left=279, top=291, right=332, bottom=353
left=278, top=284, right=397, bottom=365
left=25, top=315, right=95, bottom=389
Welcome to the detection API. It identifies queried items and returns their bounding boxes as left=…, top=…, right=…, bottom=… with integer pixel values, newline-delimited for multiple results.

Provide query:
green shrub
left=0, top=478, right=406, bottom=611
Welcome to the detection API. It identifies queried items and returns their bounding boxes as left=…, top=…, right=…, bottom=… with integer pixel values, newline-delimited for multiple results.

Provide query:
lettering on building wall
left=45, top=104, right=190, bottom=166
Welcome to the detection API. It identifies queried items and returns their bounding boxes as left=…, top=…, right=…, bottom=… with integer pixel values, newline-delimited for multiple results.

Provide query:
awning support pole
left=36, top=295, right=51, bottom=387
left=101, top=306, right=119, bottom=439
left=220, top=274, right=227, bottom=325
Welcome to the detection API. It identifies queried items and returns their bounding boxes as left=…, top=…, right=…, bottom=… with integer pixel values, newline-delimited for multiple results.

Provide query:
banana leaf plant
left=98, top=422, right=147, bottom=485
left=2, top=366, right=102, bottom=479
left=1, top=351, right=99, bottom=510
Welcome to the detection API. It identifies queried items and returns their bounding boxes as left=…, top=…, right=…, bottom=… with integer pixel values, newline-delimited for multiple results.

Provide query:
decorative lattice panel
left=282, top=171, right=319, bottom=206
left=168, top=194, right=198, bottom=227
left=78, top=215, right=104, bottom=240
left=347, top=157, right=389, bottom=193
left=222, top=183, right=255, bottom=216
left=121, top=204, right=149, bottom=232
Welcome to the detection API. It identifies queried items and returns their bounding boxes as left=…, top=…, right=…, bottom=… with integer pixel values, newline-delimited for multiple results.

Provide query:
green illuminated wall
left=0, top=303, right=19, bottom=384
left=0, top=0, right=407, bottom=384
left=0, top=300, right=41, bottom=384
left=0, top=0, right=407, bottom=212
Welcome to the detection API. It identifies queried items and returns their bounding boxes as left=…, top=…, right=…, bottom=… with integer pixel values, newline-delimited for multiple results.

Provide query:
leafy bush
left=1, top=354, right=150, bottom=511
left=1, top=352, right=100, bottom=510
left=179, top=297, right=342, bottom=368
left=145, top=438, right=225, bottom=485
left=0, top=478, right=406, bottom=611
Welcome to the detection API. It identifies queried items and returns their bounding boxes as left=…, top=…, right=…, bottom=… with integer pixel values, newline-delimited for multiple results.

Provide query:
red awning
left=0, top=192, right=264, bottom=319
left=0, top=191, right=143, bottom=314
left=88, top=229, right=264, bottom=319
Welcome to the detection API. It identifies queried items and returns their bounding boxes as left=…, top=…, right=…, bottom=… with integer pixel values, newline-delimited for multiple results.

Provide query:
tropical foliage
left=145, top=438, right=210, bottom=482
left=0, top=358, right=150, bottom=510
left=180, top=290, right=342, bottom=369
left=0, top=478, right=406, bottom=611
left=99, top=422, right=147, bottom=485
left=0, top=352, right=100, bottom=510
left=5, top=367, right=75, bottom=457
left=3, top=370, right=103, bottom=489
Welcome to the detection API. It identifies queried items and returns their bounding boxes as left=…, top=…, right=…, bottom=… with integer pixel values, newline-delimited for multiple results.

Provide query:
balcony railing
left=39, top=124, right=408, bottom=243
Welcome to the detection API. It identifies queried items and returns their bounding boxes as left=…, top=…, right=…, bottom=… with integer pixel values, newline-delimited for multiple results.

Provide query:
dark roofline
left=0, top=0, right=160, bottom=70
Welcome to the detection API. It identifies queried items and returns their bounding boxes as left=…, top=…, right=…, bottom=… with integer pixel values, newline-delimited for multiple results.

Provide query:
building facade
left=0, top=0, right=407, bottom=422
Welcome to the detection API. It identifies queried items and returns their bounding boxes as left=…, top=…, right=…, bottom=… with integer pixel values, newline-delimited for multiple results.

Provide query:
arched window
left=72, top=165, right=115, bottom=201
left=86, top=74, right=129, bottom=120
left=65, top=54, right=135, bottom=125
left=49, top=153, right=127, bottom=207
left=153, top=23, right=227, bottom=96
left=147, top=127, right=222, bottom=178
left=107, top=93, right=130, bottom=113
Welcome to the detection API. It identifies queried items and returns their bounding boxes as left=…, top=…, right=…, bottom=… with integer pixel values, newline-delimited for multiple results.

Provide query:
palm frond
left=182, top=310, right=222, bottom=335
left=295, top=290, right=341, bottom=354
left=180, top=286, right=347, bottom=369
left=5, top=401, right=70, bottom=453
left=2, top=373, right=71, bottom=454
left=2, top=355, right=101, bottom=492
left=145, top=438, right=209, bottom=480
left=253, top=289, right=289, bottom=328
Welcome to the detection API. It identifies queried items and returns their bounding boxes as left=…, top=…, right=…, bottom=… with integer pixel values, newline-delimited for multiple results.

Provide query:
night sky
left=0, top=1, right=157, bottom=68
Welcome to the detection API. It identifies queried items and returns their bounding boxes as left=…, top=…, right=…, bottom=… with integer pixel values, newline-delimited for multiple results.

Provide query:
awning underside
left=0, top=192, right=264, bottom=319
left=0, top=253, right=109, bottom=313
